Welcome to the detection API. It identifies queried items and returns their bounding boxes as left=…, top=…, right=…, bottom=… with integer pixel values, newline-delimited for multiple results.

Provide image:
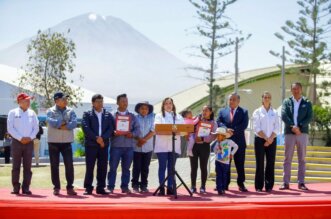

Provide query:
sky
left=0, top=0, right=300, bottom=75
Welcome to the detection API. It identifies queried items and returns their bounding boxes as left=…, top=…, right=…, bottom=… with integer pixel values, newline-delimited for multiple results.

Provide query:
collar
left=291, top=96, right=303, bottom=103
left=94, top=108, right=103, bottom=115
left=230, top=107, right=238, bottom=112
left=56, top=105, right=66, bottom=112
left=261, top=105, right=273, bottom=113
left=18, top=107, right=28, bottom=113
left=117, top=109, right=128, bottom=115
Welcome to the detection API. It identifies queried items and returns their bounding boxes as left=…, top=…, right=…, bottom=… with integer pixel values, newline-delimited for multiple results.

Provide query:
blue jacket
left=111, top=111, right=140, bottom=148
left=216, top=106, right=249, bottom=148
left=82, top=108, right=115, bottom=147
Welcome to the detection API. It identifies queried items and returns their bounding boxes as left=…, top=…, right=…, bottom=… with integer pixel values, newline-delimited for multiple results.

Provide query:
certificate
left=116, top=115, right=131, bottom=134
left=196, top=121, right=213, bottom=137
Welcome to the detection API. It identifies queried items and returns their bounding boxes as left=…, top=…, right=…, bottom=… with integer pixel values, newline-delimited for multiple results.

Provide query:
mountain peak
left=87, top=13, right=106, bottom=21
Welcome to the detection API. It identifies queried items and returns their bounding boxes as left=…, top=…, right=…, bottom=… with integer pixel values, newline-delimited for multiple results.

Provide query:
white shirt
left=293, top=97, right=302, bottom=126
left=7, top=107, right=39, bottom=141
left=94, top=109, right=102, bottom=136
left=252, top=106, right=280, bottom=138
left=154, top=111, right=184, bottom=154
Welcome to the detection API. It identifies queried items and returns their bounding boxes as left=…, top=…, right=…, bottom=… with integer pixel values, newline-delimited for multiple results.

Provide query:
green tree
left=17, top=29, right=83, bottom=108
left=312, top=105, right=331, bottom=146
left=188, top=0, right=250, bottom=108
left=272, top=0, right=331, bottom=104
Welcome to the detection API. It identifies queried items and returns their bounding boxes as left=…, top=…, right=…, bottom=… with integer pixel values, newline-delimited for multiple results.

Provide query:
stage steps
left=209, top=145, right=331, bottom=183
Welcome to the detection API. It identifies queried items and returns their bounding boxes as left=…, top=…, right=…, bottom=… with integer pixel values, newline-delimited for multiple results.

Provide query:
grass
left=0, top=164, right=86, bottom=189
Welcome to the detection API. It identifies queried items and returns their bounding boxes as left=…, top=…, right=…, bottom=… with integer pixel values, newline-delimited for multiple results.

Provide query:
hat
left=16, top=93, right=32, bottom=102
left=53, top=91, right=69, bottom=100
left=135, top=101, right=154, bottom=115
left=212, top=127, right=231, bottom=138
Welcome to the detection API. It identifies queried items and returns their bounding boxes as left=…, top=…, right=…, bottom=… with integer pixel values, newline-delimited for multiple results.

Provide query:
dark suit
left=82, top=108, right=115, bottom=192
left=217, top=106, right=249, bottom=187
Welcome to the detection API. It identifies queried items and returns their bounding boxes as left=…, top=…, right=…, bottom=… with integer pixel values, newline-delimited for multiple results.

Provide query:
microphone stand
left=153, top=112, right=193, bottom=199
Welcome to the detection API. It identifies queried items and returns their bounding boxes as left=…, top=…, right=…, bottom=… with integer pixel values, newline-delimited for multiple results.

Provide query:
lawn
left=0, top=164, right=86, bottom=189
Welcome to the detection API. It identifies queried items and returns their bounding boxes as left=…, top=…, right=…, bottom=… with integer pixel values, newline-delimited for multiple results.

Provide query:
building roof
left=153, top=64, right=301, bottom=113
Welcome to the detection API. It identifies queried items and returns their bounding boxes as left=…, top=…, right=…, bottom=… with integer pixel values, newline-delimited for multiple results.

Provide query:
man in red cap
left=7, top=93, right=39, bottom=195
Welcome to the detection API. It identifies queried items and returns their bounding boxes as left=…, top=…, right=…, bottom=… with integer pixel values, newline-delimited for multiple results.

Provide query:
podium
left=153, top=124, right=194, bottom=198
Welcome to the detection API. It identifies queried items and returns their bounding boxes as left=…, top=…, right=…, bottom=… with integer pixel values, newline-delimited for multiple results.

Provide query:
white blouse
left=154, top=111, right=184, bottom=154
left=252, top=106, right=280, bottom=138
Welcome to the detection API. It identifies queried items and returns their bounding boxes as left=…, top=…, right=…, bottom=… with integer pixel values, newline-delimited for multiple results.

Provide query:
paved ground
left=74, top=157, right=205, bottom=190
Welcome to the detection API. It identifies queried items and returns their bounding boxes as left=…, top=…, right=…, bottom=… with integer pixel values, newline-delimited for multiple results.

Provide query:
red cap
left=17, top=93, right=32, bottom=102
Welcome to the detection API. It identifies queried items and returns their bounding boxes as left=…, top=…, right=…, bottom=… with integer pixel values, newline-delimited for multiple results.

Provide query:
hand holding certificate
left=196, top=121, right=213, bottom=137
left=116, top=115, right=131, bottom=135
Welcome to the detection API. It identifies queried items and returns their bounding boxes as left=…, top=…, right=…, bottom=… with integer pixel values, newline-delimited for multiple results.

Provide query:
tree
left=312, top=105, right=331, bottom=146
left=188, top=0, right=250, bottom=109
left=17, top=29, right=83, bottom=108
left=272, top=0, right=331, bottom=104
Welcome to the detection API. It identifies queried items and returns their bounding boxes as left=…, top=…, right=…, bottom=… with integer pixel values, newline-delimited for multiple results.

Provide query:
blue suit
left=217, top=106, right=248, bottom=187
left=82, top=108, right=115, bottom=192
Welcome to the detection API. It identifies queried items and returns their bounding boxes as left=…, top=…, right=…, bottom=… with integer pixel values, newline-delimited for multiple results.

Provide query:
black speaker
left=0, top=115, right=7, bottom=140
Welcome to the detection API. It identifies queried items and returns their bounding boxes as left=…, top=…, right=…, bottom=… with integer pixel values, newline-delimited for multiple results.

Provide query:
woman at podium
left=154, top=97, right=184, bottom=196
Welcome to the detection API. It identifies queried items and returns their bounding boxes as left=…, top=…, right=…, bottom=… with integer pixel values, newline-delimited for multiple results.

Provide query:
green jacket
left=281, top=96, right=313, bottom=134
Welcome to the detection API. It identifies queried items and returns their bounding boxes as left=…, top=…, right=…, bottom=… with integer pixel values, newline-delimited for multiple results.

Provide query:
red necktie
left=230, top=108, right=234, bottom=122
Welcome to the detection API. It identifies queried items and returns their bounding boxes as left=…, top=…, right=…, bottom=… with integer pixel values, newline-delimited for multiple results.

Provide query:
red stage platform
left=1, top=183, right=331, bottom=219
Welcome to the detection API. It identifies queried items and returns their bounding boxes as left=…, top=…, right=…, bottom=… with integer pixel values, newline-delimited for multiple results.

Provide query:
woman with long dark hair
left=154, top=97, right=184, bottom=196
left=190, top=105, right=217, bottom=193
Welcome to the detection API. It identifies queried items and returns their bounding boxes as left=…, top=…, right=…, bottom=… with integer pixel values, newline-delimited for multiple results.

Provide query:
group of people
left=7, top=81, right=312, bottom=196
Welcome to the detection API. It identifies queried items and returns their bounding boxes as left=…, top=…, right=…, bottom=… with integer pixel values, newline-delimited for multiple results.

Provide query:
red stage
left=1, top=183, right=331, bottom=219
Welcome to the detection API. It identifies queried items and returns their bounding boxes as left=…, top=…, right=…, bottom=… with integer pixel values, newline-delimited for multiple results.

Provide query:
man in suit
left=82, top=94, right=115, bottom=195
left=280, top=82, right=312, bottom=190
left=217, top=92, right=249, bottom=192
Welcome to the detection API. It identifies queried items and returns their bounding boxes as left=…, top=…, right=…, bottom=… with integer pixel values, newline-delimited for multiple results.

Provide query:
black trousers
left=48, top=143, right=74, bottom=190
left=227, top=145, right=246, bottom=187
left=254, top=136, right=276, bottom=190
left=84, top=145, right=109, bottom=192
left=190, top=142, right=210, bottom=189
left=11, top=139, right=33, bottom=191
left=131, top=151, right=152, bottom=189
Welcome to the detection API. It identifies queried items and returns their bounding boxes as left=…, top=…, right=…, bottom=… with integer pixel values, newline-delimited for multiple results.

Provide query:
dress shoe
left=107, top=187, right=114, bottom=194
left=121, top=188, right=132, bottom=194
left=256, top=189, right=262, bottom=192
left=190, top=187, right=197, bottom=193
left=96, top=190, right=109, bottom=195
left=266, top=188, right=272, bottom=193
left=53, top=188, right=60, bottom=195
left=11, top=189, right=20, bottom=195
left=239, top=185, right=248, bottom=192
left=166, top=187, right=174, bottom=195
left=279, top=183, right=290, bottom=190
left=218, top=190, right=225, bottom=195
left=132, top=187, right=140, bottom=193
left=67, top=188, right=77, bottom=196
left=140, top=187, right=149, bottom=193
left=83, top=190, right=93, bottom=195
left=22, top=190, right=32, bottom=195
left=199, top=187, right=206, bottom=194
left=158, top=188, right=165, bottom=196
left=298, top=183, right=308, bottom=190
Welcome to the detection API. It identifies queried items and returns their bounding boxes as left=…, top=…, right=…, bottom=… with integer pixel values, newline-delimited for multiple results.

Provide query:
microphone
left=171, top=111, right=175, bottom=124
